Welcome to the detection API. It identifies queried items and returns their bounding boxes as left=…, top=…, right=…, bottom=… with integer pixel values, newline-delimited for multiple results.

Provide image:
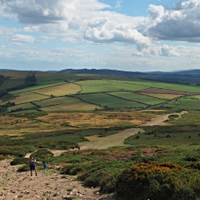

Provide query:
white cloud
left=11, top=34, right=35, bottom=43
left=146, top=0, right=200, bottom=43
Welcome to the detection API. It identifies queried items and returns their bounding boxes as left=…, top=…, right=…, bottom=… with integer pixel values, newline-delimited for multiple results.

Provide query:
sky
left=0, top=0, right=200, bottom=72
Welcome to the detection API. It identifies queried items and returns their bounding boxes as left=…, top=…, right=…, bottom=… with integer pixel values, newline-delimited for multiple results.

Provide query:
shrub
left=0, top=155, right=5, bottom=160
left=10, top=158, right=29, bottom=165
left=31, top=149, right=54, bottom=161
left=183, top=152, right=200, bottom=162
left=17, top=164, right=30, bottom=172
left=116, top=161, right=200, bottom=200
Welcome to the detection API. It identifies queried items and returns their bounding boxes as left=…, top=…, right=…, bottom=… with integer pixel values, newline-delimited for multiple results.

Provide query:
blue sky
left=0, top=0, right=200, bottom=72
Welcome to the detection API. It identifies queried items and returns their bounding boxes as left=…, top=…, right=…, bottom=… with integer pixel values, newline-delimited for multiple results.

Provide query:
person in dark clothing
left=28, top=156, right=37, bottom=176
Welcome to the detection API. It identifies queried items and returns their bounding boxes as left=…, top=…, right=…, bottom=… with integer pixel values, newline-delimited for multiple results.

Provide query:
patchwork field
left=141, top=93, right=183, bottom=100
left=7, top=102, right=37, bottom=112
left=9, top=82, right=67, bottom=94
left=166, top=96, right=200, bottom=111
left=141, top=87, right=199, bottom=95
left=0, top=92, right=47, bottom=105
left=34, top=83, right=81, bottom=96
left=77, top=80, right=150, bottom=93
left=76, top=93, right=146, bottom=108
left=33, top=96, right=102, bottom=111
left=109, top=92, right=166, bottom=105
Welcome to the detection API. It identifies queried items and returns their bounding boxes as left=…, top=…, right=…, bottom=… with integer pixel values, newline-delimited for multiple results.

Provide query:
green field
left=119, top=80, right=200, bottom=93
left=76, top=93, right=146, bottom=108
left=77, top=80, right=150, bottom=94
left=166, top=96, right=200, bottom=111
left=110, top=92, right=167, bottom=105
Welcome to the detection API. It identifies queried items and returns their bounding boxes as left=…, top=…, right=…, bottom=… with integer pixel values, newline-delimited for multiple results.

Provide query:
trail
left=0, top=111, right=188, bottom=200
left=25, top=111, right=188, bottom=157
left=80, top=111, right=188, bottom=150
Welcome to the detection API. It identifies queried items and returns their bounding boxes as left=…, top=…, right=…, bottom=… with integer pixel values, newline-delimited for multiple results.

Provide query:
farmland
left=77, top=80, right=150, bottom=93
left=109, top=92, right=167, bottom=105
left=34, top=83, right=81, bottom=96
left=1, top=71, right=200, bottom=199
left=76, top=93, right=146, bottom=108
left=141, top=93, right=183, bottom=100
left=0, top=92, right=47, bottom=105
left=0, top=72, right=200, bottom=112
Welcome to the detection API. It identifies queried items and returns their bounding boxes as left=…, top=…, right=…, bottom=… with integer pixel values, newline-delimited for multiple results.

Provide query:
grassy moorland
left=1, top=72, right=200, bottom=199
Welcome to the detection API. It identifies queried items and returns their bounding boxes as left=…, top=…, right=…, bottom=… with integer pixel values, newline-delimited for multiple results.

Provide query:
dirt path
left=80, top=128, right=142, bottom=150
left=0, top=159, right=112, bottom=200
left=80, top=111, right=188, bottom=150
left=144, top=111, right=188, bottom=126
left=24, top=111, right=188, bottom=156
left=0, top=111, right=188, bottom=200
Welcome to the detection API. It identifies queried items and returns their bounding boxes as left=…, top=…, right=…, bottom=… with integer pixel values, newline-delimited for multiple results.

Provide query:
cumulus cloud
left=0, top=0, right=200, bottom=62
left=132, top=44, right=179, bottom=57
left=0, top=0, right=151, bottom=49
left=146, top=0, right=200, bottom=43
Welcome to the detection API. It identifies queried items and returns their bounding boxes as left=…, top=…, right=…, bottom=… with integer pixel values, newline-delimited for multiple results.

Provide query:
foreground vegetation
left=1, top=72, right=200, bottom=199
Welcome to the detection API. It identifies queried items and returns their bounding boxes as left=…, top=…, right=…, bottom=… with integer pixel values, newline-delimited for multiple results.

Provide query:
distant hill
left=59, top=69, right=200, bottom=85
left=1, top=68, right=200, bottom=85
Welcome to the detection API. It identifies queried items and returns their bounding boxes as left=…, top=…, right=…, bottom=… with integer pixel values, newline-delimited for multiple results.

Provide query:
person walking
left=43, top=161, right=47, bottom=174
left=28, top=156, right=37, bottom=176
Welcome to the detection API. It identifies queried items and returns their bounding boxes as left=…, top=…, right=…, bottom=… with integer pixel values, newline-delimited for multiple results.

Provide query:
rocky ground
left=0, top=159, right=115, bottom=200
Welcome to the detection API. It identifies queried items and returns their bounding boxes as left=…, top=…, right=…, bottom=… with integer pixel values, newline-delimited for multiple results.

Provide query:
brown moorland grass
left=34, top=83, right=81, bottom=96
left=141, top=93, right=183, bottom=100
left=35, top=72, right=69, bottom=78
left=0, top=71, right=32, bottom=79
left=141, top=88, right=197, bottom=95
left=38, top=111, right=156, bottom=128
left=0, top=92, right=47, bottom=105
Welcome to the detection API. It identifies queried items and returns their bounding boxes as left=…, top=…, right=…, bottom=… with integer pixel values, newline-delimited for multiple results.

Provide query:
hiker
left=43, top=161, right=47, bottom=174
left=28, top=156, right=37, bottom=176
left=73, top=145, right=75, bottom=150
left=19, top=153, right=22, bottom=157
left=56, top=164, right=61, bottom=171
left=78, top=146, right=80, bottom=151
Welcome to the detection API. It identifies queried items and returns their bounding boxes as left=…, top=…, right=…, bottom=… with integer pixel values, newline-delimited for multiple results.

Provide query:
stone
left=62, top=196, right=73, bottom=200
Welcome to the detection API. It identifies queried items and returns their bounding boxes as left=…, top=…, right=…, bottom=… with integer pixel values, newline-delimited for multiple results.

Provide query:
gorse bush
left=116, top=161, right=200, bottom=200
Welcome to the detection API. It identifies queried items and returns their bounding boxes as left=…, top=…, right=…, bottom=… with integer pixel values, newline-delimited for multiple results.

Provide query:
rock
left=62, top=196, right=73, bottom=200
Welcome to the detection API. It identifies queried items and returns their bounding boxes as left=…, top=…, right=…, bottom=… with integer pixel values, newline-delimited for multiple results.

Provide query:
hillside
left=0, top=71, right=200, bottom=114
left=1, top=71, right=200, bottom=199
